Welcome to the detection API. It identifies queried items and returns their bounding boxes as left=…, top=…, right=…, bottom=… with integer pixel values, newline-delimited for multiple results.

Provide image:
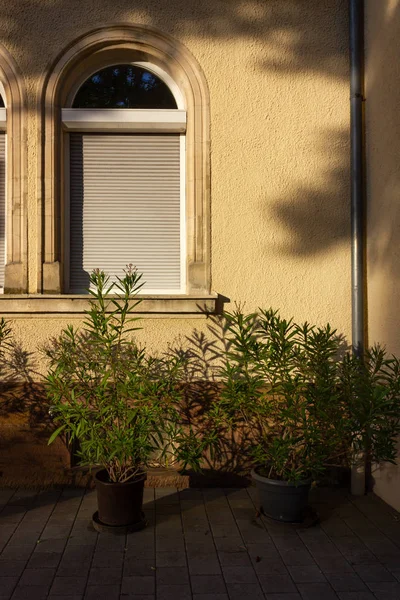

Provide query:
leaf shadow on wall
left=2, top=0, right=349, bottom=80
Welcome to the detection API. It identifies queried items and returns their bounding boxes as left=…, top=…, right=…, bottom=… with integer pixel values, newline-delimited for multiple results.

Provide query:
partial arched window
left=62, top=63, right=186, bottom=294
left=0, top=89, right=6, bottom=290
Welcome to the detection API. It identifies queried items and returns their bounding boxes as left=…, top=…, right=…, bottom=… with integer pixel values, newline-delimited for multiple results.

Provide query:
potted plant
left=46, top=267, right=202, bottom=532
left=213, top=307, right=348, bottom=522
left=340, top=344, right=400, bottom=490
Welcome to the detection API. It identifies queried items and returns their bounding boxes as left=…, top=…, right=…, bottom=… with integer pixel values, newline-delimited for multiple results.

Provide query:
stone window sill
left=0, top=293, right=219, bottom=318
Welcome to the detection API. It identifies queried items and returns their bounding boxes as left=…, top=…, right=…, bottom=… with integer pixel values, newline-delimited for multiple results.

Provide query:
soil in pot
left=95, top=469, right=146, bottom=527
left=251, top=468, right=312, bottom=523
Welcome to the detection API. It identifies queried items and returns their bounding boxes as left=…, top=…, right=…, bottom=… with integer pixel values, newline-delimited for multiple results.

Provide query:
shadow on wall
left=3, top=0, right=349, bottom=79
left=363, top=0, right=400, bottom=510
left=264, top=128, right=350, bottom=257
left=365, top=0, right=400, bottom=354
left=0, top=341, right=74, bottom=488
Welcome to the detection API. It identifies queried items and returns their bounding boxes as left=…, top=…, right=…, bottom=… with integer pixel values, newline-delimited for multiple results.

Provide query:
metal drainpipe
left=349, top=0, right=366, bottom=495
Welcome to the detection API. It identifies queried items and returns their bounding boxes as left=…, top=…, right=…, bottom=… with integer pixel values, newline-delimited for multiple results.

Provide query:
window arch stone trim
left=40, top=24, right=211, bottom=295
left=0, top=44, right=27, bottom=292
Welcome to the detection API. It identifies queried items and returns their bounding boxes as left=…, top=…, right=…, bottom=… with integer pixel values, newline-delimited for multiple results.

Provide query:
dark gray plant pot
left=95, top=469, right=146, bottom=527
left=251, top=468, right=312, bottom=523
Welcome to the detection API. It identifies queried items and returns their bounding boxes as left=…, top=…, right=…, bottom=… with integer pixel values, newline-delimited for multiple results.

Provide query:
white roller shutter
left=0, top=134, right=5, bottom=289
left=69, top=134, right=183, bottom=293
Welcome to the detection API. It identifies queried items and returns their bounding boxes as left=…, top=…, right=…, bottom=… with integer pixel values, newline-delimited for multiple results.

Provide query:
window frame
left=62, top=62, right=188, bottom=296
left=38, top=25, right=213, bottom=315
left=0, top=93, right=6, bottom=292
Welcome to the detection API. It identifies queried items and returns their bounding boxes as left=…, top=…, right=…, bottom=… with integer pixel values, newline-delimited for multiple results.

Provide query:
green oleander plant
left=45, top=267, right=206, bottom=483
left=210, top=307, right=349, bottom=483
left=340, top=345, right=400, bottom=469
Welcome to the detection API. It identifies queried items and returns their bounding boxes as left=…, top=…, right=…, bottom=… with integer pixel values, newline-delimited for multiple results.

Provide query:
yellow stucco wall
left=366, top=0, right=400, bottom=510
left=0, top=1, right=354, bottom=486
left=0, top=0, right=351, bottom=364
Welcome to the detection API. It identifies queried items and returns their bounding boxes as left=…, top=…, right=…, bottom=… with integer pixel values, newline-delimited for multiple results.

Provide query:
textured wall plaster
left=0, top=0, right=350, bottom=358
left=0, top=0, right=353, bottom=484
left=365, top=0, right=400, bottom=511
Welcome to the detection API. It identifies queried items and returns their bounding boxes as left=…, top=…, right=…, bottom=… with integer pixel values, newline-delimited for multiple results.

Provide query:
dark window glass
left=72, top=64, right=177, bottom=109
left=0, top=95, right=4, bottom=108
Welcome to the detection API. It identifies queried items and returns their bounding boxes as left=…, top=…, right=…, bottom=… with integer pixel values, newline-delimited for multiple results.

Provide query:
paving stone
left=87, top=567, right=122, bottom=585
left=366, top=581, right=400, bottom=599
left=287, top=565, right=326, bottom=583
left=353, top=563, right=396, bottom=583
left=56, top=561, right=91, bottom=577
left=363, top=538, right=400, bottom=557
left=95, top=533, right=126, bottom=553
left=373, top=553, right=400, bottom=570
left=321, top=519, right=354, bottom=538
left=279, top=548, right=316, bottom=566
left=0, top=507, right=27, bottom=525
left=18, top=568, right=56, bottom=587
left=156, top=584, right=191, bottom=600
left=117, top=596, right=155, bottom=600
left=11, top=585, right=48, bottom=600
left=63, top=545, right=95, bottom=562
left=156, top=551, right=187, bottom=567
left=252, top=558, right=288, bottom=575
left=0, top=577, right=18, bottom=595
left=1, top=546, right=34, bottom=560
left=156, top=566, right=189, bottom=585
left=0, top=491, right=15, bottom=505
left=121, top=575, right=155, bottom=595
left=337, top=594, right=376, bottom=599
left=221, top=565, right=258, bottom=584
left=217, top=551, right=252, bottom=567
left=48, top=596, right=83, bottom=600
left=27, top=552, right=62, bottom=569
left=270, top=534, right=304, bottom=550
left=191, top=574, right=227, bottom=594
left=258, top=574, right=298, bottom=594
left=333, top=538, right=377, bottom=564
left=188, top=553, right=222, bottom=575
left=184, top=537, right=215, bottom=553
left=156, top=536, right=185, bottom=553
left=296, top=583, right=339, bottom=599
left=264, top=594, right=302, bottom=600
left=213, top=538, right=246, bottom=554
left=49, top=576, right=87, bottom=596
left=85, top=584, right=120, bottom=599
left=225, top=582, right=264, bottom=599
left=210, top=523, right=240, bottom=538
left=325, top=573, right=368, bottom=592
left=0, top=559, right=27, bottom=576
left=90, top=550, right=124, bottom=568
left=123, top=558, right=156, bottom=576
left=390, top=569, right=400, bottom=582
left=314, top=555, right=354, bottom=573
left=34, top=539, right=67, bottom=554
left=11, top=585, right=50, bottom=600
left=193, top=594, right=229, bottom=600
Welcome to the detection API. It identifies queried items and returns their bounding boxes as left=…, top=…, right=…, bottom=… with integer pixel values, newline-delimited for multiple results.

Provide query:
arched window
left=42, top=26, right=211, bottom=310
left=62, top=62, right=186, bottom=294
left=0, top=88, right=6, bottom=290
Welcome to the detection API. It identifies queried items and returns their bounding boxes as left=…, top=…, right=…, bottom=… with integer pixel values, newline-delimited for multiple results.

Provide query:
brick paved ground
left=1, top=485, right=400, bottom=599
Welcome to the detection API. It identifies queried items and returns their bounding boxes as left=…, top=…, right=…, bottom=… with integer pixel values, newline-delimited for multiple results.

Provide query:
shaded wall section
left=366, top=0, right=400, bottom=510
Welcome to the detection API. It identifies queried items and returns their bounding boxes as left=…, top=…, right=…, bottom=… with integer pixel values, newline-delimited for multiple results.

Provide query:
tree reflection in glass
left=73, top=65, right=177, bottom=109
